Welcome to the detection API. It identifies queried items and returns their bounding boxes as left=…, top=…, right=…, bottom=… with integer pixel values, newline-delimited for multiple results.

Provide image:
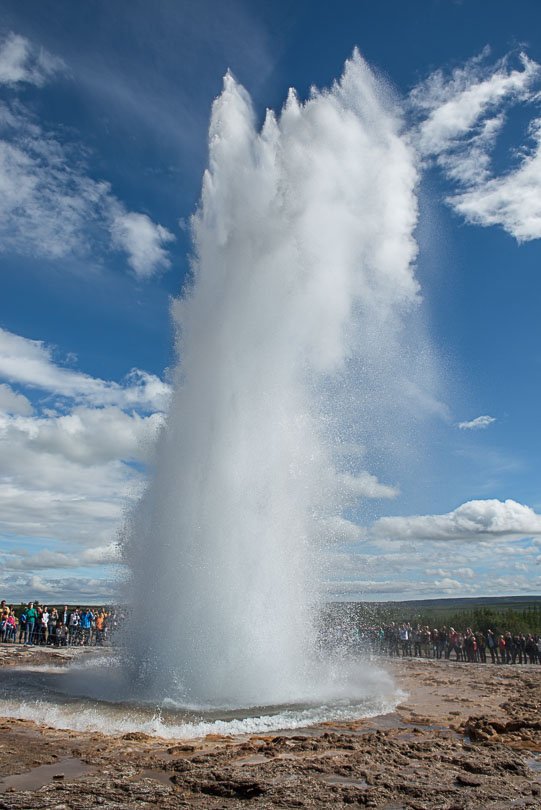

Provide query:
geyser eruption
left=123, top=51, right=434, bottom=708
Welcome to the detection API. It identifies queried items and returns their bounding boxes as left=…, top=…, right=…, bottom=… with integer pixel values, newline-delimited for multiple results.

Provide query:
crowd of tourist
left=356, top=622, right=541, bottom=664
left=3, top=598, right=541, bottom=665
left=0, top=599, right=119, bottom=647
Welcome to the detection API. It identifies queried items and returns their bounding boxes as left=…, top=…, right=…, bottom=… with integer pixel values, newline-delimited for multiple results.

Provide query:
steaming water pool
left=0, top=654, right=400, bottom=739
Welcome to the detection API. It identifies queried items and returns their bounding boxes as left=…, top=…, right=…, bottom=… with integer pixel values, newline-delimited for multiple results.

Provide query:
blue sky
left=0, top=0, right=540, bottom=602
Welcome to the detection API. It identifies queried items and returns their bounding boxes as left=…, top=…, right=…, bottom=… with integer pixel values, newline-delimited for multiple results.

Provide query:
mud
left=0, top=648, right=540, bottom=808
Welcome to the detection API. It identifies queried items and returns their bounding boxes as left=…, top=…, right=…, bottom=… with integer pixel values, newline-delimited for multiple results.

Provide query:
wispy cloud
left=0, top=33, right=174, bottom=277
left=451, top=118, right=541, bottom=240
left=0, top=327, right=170, bottom=411
left=458, top=414, right=496, bottom=430
left=411, top=49, right=541, bottom=241
left=412, top=50, right=539, bottom=160
left=0, top=32, right=64, bottom=87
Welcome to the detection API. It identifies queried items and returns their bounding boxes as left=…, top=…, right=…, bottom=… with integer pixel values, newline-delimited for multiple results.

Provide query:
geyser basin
left=121, top=49, right=439, bottom=709
left=0, top=655, right=399, bottom=738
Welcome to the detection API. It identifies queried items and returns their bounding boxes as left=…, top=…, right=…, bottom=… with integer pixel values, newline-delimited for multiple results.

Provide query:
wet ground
left=0, top=647, right=540, bottom=808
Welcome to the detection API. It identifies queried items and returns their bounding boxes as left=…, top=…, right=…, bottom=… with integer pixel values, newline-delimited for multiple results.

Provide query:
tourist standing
left=25, top=602, right=37, bottom=644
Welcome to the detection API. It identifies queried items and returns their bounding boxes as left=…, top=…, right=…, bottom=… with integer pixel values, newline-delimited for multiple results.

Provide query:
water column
left=123, top=51, right=431, bottom=708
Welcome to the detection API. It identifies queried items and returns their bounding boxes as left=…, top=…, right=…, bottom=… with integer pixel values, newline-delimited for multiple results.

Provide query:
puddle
left=235, top=754, right=270, bottom=766
left=0, top=757, right=95, bottom=793
left=137, top=767, right=174, bottom=787
left=527, top=757, right=541, bottom=773
left=319, top=774, right=369, bottom=789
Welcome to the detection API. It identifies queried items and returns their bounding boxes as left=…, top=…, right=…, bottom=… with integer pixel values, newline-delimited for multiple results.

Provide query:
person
left=40, top=606, right=49, bottom=645
left=447, top=627, right=460, bottom=660
left=525, top=635, right=538, bottom=665
left=413, top=625, right=422, bottom=657
left=385, top=623, right=399, bottom=657
left=79, top=608, right=93, bottom=645
left=48, top=608, right=58, bottom=645
left=421, top=626, right=431, bottom=658
left=56, top=621, right=68, bottom=646
left=498, top=634, right=507, bottom=663
left=504, top=632, right=514, bottom=664
left=17, top=607, right=27, bottom=644
left=68, top=608, right=80, bottom=645
left=5, top=612, right=17, bottom=643
left=486, top=629, right=498, bottom=663
left=398, top=623, right=409, bottom=657
left=464, top=629, right=476, bottom=662
left=95, top=610, right=106, bottom=645
left=0, top=601, right=10, bottom=642
left=25, top=602, right=37, bottom=645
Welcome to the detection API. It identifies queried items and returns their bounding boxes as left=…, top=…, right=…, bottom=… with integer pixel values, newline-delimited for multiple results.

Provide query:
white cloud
left=413, top=50, right=539, bottom=158
left=0, top=383, right=32, bottom=415
left=0, top=572, right=116, bottom=604
left=458, top=414, right=496, bottom=430
left=0, top=72, right=174, bottom=275
left=110, top=211, right=175, bottom=279
left=0, top=328, right=168, bottom=556
left=321, top=516, right=365, bottom=542
left=325, top=578, right=420, bottom=597
left=0, top=407, right=164, bottom=466
left=338, top=472, right=399, bottom=500
left=0, top=32, right=64, bottom=87
left=434, top=577, right=462, bottom=592
left=451, top=118, right=541, bottom=240
left=0, top=543, right=121, bottom=572
left=372, top=498, right=541, bottom=542
left=411, top=50, right=541, bottom=241
left=427, top=566, right=474, bottom=580
left=0, top=327, right=170, bottom=412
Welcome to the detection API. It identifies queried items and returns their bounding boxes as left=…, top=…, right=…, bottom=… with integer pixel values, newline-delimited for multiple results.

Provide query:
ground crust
left=0, top=647, right=540, bottom=809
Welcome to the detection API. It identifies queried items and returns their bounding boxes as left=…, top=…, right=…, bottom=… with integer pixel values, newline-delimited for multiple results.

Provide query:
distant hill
left=363, top=595, right=541, bottom=610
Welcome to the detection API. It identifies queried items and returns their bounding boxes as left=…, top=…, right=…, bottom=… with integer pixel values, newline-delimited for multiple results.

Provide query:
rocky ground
left=0, top=647, right=540, bottom=809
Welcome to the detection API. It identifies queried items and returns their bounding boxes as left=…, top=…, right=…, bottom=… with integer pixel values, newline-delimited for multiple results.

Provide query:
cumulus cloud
left=321, top=516, right=365, bottom=542
left=110, top=211, right=175, bottom=279
left=0, top=32, right=64, bottom=87
left=0, top=383, right=32, bottom=415
left=326, top=518, right=541, bottom=601
left=458, top=414, right=496, bottom=430
left=0, top=327, right=170, bottom=411
left=434, top=577, right=462, bottom=592
left=411, top=50, right=541, bottom=241
left=0, top=407, right=164, bottom=467
left=0, top=327, right=168, bottom=565
left=372, top=498, right=541, bottom=542
left=0, top=572, right=116, bottom=603
left=0, top=543, right=121, bottom=572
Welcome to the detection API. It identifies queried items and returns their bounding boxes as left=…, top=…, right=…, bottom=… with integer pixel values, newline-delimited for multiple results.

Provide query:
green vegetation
left=329, top=596, right=541, bottom=636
